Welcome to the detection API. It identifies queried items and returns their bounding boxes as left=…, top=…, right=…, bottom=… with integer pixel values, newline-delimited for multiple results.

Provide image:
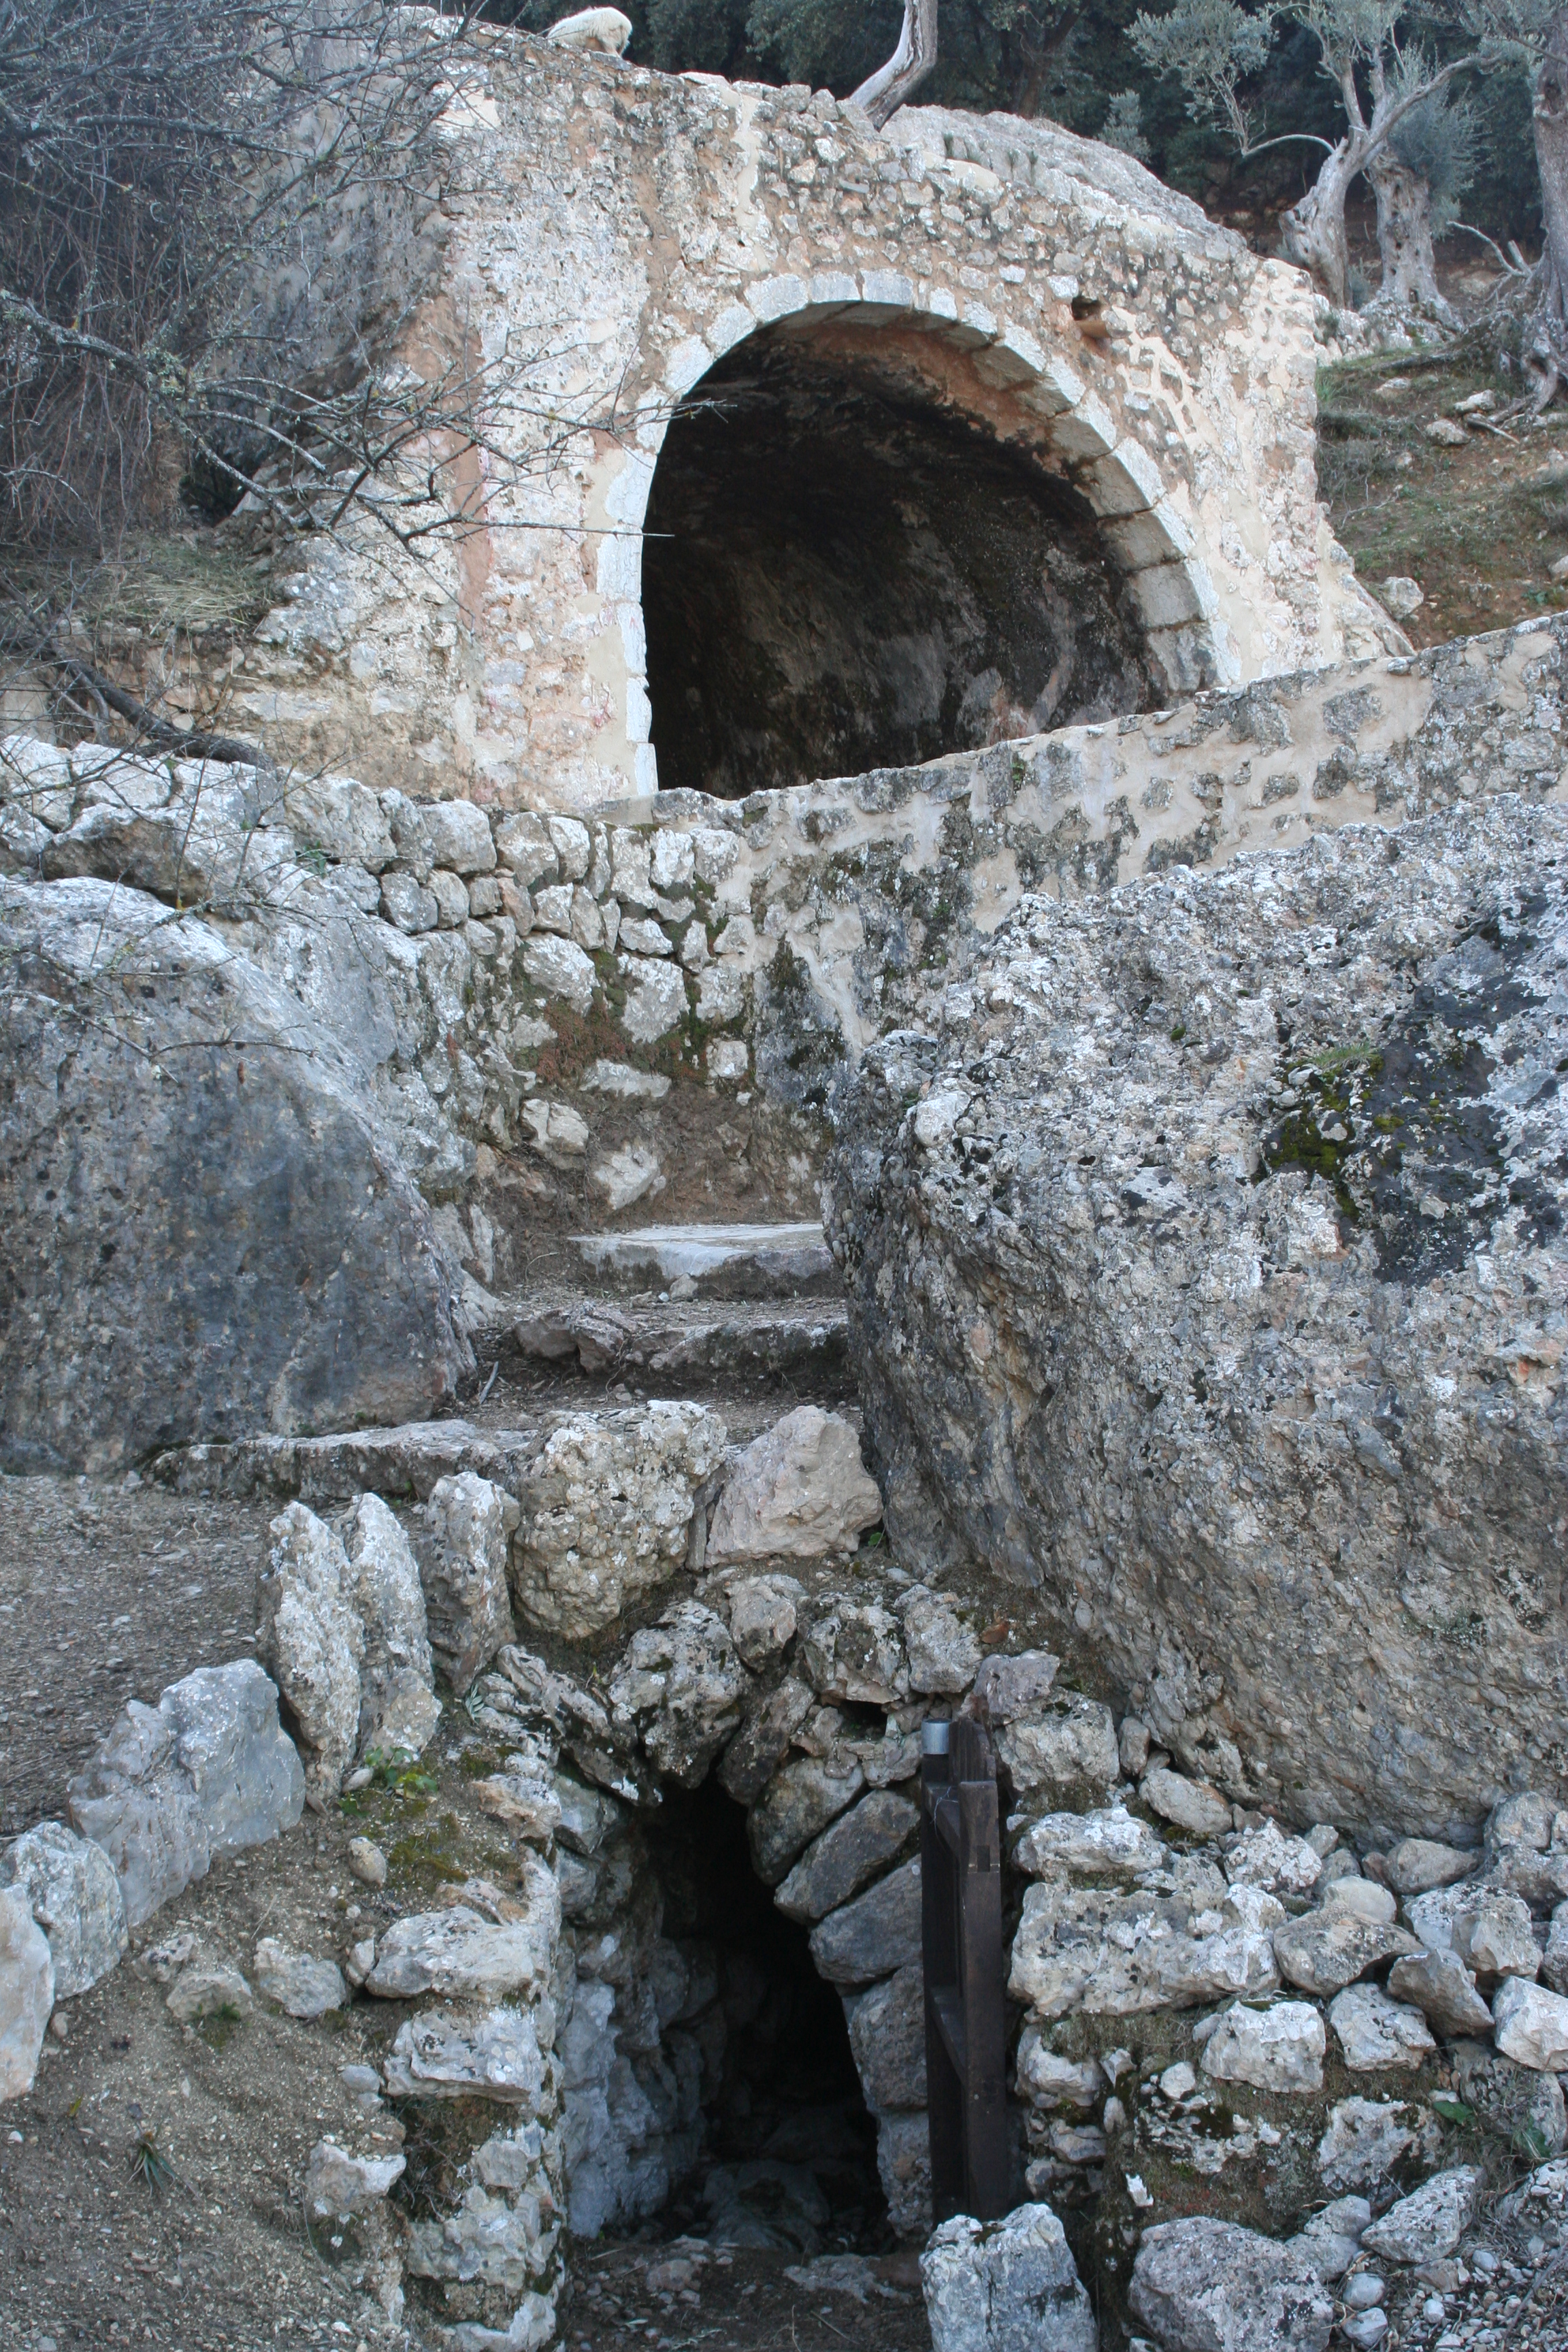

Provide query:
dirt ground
left=1316, top=346, right=1568, bottom=649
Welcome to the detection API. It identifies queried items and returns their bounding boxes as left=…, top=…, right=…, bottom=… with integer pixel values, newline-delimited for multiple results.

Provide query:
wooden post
left=921, top=1712, right=1009, bottom=2222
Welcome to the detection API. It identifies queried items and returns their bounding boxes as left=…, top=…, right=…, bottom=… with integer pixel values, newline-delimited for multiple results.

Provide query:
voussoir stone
left=706, top=1406, right=882, bottom=1567
left=824, top=803, right=1568, bottom=1838
left=1129, top=2216, right=1335, bottom=2352
left=607, top=1601, right=748, bottom=1786
left=0, top=1820, right=127, bottom=1997
left=749, top=1756, right=865, bottom=1884
left=776, top=1792, right=919, bottom=1923
left=848, top=1959, right=926, bottom=2111
left=809, top=1858, right=923, bottom=1985
left=512, top=1403, right=726, bottom=1640
left=920, top=2202, right=1098, bottom=2352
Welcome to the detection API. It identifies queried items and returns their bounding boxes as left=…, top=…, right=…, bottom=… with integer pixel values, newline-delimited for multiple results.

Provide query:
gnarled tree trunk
left=1279, top=140, right=1363, bottom=311
left=850, top=0, right=938, bottom=129
left=1367, top=152, right=1455, bottom=324
left=1526, top=10, right=1568, bottom=407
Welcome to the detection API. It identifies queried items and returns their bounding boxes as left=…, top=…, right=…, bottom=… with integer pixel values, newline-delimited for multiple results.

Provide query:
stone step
left=149, top=1418, right=545, bottom=1505
left=507, top=1294, right=851, bottom=1390
left=568, top=1221, right=840, bottom=1300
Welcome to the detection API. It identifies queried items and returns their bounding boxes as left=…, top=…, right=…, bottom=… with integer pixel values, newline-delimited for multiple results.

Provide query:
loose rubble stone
left=0, top=1820, right=127, bottom=1996
left=607, top=1602, right=747, bottom=1786
left=343, top=1492, right=440, bottom=1759
left=966, top=1650, right=1061, bottom=1725
left=1316, top=2098, right=1435, bottom=2193
left=749, top=1757, right=865, bottom=1884
left=809, top=1858, right=923, bottom=1984
left=998, top=1695, right=1119, bottom=1806
left=1360, top=2166, right=1482, bottom=2264
left=167, top=1958, right=253, bottom=2023
left=1013, top=1805, right=1167, bottom=1880
left=1199, top=1999, right=1325, bottom=2093
left=1129, top=2217, right=1335, bottom=2351
left=921, top=2202, right=1098, bottom=2352
left=68, top=1660, right=304, bottom=1927
left=723, top=1574, right=803, bottom=1669
left=1449, top=2035, right=1568, bottom=2154
left=366, top=1865, right=558, bottom=2002
left=1273, top=1908, right=1418, bottom=1996
left=259, top=1503, right=365, bottom=1800
left=1225, top=1821, right=1322, bottom=1898
left=848, top=1961, right=926, bottom=2110
left=706, top=1407, right=882, bottom=1567
left=512, top=1403, right=725, bottom=1639
left=1493, top=1976, right=1568, bottom=2071
left=1141, top=1768, right=1232, bottom=1837
left=1327, top=1983, right=1436, bottom=2070
left=347, top=1837, right=388, bottom=1888
left=416, top=1471, right=519, bottom=1696
left=1382, top=1838, right=1477, bottom=1895
left=0, top=1883, right=53, bottom=2102
left=475, top=1761, right=562, bottom=1846
left=1485, top=1792, right=1568, bottom=1910
left=1319, top=1877, right=1396, bottom=1926
left=304, top=2138, right=406, bottom=2217
left=1010, top=1876, right=1280, bottom=2018
left=900, top=1591, right=983, bottom=1694
left=382, top=2005, right=552, bottom=2105
left=776, top=1793, right=919, bottom=1922
left=1386, top=1946, right=1494, bottom=2036
left=253, top=1938, right=346, bottom=2017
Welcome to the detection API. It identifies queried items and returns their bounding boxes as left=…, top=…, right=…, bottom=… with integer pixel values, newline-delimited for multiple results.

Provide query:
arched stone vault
left=230, top=35, right=1405, bottom=806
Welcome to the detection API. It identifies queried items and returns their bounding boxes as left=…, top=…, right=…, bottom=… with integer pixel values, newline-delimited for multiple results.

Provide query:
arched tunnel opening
left=634, top=1774, right=891, bottom=2253
left=642, top=321, right=1160, bottom=800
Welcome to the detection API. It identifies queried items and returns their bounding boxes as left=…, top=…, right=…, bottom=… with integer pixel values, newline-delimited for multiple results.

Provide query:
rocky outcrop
left=827, top=798, right=1568, bottom=1844
left=0, top=875, right=471, bottom=1472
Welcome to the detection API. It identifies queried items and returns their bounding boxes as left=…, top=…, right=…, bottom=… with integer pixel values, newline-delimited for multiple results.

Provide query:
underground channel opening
left=642, top=318, right=1158, bottom=800
left=630, top=1774, right=892, bottom=2255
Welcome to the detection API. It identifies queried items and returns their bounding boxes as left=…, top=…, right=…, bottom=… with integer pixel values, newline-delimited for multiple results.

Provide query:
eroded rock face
left=827, top=800, right=1568, bottom=1842
left=0, top=877, right=470, bottom=1473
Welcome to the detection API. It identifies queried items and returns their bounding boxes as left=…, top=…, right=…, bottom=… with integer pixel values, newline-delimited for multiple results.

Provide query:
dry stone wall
left=212, top=29, right=1395, bottom=808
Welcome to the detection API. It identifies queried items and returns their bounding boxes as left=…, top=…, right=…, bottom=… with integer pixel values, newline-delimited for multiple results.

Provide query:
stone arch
left=621, top=276, right=1228, bottom=800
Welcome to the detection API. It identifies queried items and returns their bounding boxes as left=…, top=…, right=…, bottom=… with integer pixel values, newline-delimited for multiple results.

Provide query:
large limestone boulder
left=1129, top=2217, right=1334, bottom=2350
left=921, top=2202, right=1098, bottom=2351
left=826, top=800, right=1568, bottom=1840
left=0, top=876, right=471, bottom=1472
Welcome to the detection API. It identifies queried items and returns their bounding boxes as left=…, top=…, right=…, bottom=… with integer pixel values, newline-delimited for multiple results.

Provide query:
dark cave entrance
left=641, top=321, right=1158, bottom=800
left=643, top=1774, right=891, bottom=2252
